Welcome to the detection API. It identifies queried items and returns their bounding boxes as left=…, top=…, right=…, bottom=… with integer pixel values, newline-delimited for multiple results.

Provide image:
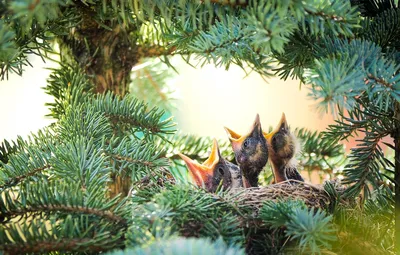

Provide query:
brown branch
left=367, top=73, right=394, bottom=89
left=104, top=113, right=163, bottom=134
left=305, top=9, right=345, bottom=22
left=108, top=153, right=156, bottom=167
left=136, top=45, right=177, bottom=58
left=204, top=35, right=244, bottom=54
left=199, top=0, right=248, bottom=7
left=131, top=167, right=174, bottom=190
left=0, top=164, right=51, bottom=190
left=144, top=69, right=168, bottom=101
left=1, top=238, right=119, bottom=255
left=1, top=205, right=127, bottom=227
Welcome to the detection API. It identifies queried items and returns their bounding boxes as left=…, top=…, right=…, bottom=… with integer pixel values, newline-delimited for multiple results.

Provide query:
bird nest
left=230, top=180, right=339, bottom=215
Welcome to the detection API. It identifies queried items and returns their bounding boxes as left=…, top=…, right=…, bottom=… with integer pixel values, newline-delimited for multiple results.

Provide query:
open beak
left=263, top=113, right=288, bottom=140
left=224, top=114, right=263, bottom=151
left=224, top=126, right=245, bottom=152
left=178, top=153, right=212, bottom=186
left=203, top=139, right=220, bottom=168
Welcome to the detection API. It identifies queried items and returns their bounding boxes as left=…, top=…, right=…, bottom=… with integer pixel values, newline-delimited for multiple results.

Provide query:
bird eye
left=218, top=167, right=224, bottom=175
left=243, top=140, right=249, bottom=148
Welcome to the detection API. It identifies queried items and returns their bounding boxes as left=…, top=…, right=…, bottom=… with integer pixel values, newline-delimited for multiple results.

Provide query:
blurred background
left=0, top=56, right=335, bottom=141
left=0, top=55, right=345, bottom=184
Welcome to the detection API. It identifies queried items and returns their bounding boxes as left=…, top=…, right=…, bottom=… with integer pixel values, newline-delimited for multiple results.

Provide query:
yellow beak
left=177, top=139, right=221, bottom=186
left=203, top=139, right=220, bottom=168
left=263, top=113, right=288, bottom=140
left=224, top=114, right=262, bottom=151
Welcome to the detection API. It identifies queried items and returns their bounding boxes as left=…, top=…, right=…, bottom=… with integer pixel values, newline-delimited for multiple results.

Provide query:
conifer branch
left=136, top=45, right=177, bottom=58
left=304, top=9, right=345, bottom=22
left=344, top=130, right=391, bottom=197
left=0, top=205, right=128, bottom=226
left=367, top=73, right=394, bottom=89
left=0, top=164, right=51, bottom=191
left=108, top=153, right=156, bottom=168
left=0, top=238, right=118, bottom=255
left=199, top=0, right=248, bottom=6
left=90, top=93, right=175, bottom=137
left=144, top=69, right=168, bottom=101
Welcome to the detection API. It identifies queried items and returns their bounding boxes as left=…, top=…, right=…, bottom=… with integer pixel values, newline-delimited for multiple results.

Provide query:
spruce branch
left=367, top=72, right=394, bottom=89
left=105, top=136, right=170, bottom=181
left=1, top=238, right=113, bottom=255
left=360, top=7, right=400, bottom=50
left=108, top=154, right=156, bottom=167
left=0, top=217, right=125, bottom=254
left=0, top=204, right=127, bottom=227
left=306, top=38, right=400, bottom=114
left=165, top=133, right=234, bottom=162
left=200, top=0, right=248, bottom=7
left=57, top=106, right=113, bottom=145
left=0, top=164, right=50, bottom=191
left=301, top=0, right=360, bottom=37
left=344, top=129, right=392, bottom=198
left=90, top=92, right=175, bottom=137
left=273, top=29, right=316, bottom=81
left=324, top=106, right=367, bottom=142
left=130, top=60, right=177, bottom=112
left=186, top=15, right=274, bottom=75
left=0, top=143, right=53, bottom=191
left=45, top=63, right=94, bottom=119
left=136, top=45, right=177, bottom=58
left=295, top=128, right=346, bottom=175
left=244, top=0, right=297, bottom=55
left=0, top=128, right=57, bottom=190
left=131, top=186, right=245, bottom=245
left=260, top=199, right=337, bottom=254
left=0, top=4, right=79, bottom=79
left=0, top=139, right=20, bottom=164
left=0, top=177, right=131, bottom=227
left=114, top=237, right=245, bottom=255
left=332, top=188, right=394, bottom=254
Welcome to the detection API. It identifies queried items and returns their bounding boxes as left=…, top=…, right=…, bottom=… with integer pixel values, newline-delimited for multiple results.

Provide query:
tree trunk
left=64, top=15, right=138, bottom=95
left=62, top=8, right=139, bottom=197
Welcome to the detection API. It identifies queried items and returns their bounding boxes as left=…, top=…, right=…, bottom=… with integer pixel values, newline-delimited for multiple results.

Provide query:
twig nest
left=233, top=181, right=330, bottom=216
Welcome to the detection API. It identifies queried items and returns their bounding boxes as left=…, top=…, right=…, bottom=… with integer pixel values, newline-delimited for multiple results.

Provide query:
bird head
left=224, top=114, right=268, bottom=176
left=178, top=139, right=233, bottom=192
left=263, top=113, right=299, bottom=168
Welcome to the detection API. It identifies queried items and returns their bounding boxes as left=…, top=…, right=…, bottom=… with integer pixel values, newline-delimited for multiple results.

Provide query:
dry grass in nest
left=231, top=180, right=333, bottom=216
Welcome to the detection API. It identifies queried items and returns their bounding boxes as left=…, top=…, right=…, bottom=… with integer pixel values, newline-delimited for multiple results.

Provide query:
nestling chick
left=263, top=113, right=304, bottom=183
left=178, top=139, right=243, bottom=192
left=224, top=114, right=268, bottom=187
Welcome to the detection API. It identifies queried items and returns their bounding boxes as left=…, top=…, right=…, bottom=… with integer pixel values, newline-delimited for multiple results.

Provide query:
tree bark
left=62, top=7, right=139, bottom=197
left=64, top=14, right=138, bottom=95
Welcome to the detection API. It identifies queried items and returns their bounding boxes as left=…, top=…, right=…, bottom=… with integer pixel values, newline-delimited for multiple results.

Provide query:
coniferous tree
left=0, top=0, right=398, bottom=254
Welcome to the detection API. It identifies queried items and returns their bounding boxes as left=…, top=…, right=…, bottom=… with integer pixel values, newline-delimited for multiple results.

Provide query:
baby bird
left=178, top=139, right=243, bottom=192
left=263, top=113, right=304, bottom=183
left=224, top=114, right=268, bottom=187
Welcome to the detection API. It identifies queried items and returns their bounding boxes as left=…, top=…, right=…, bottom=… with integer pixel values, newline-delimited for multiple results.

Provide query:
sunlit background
left=0, top=56, right=55, bottom=141
left=0, top=56, right=336, bottom=141
left=0, top=55, right=346, bottom=184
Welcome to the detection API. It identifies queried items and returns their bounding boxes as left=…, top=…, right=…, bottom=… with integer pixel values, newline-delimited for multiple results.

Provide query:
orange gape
left=177, top=139, right=220, bottom=187
left=178, top=139, right=244, bottom=192
left=178, top=140, right=219, bottom=187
